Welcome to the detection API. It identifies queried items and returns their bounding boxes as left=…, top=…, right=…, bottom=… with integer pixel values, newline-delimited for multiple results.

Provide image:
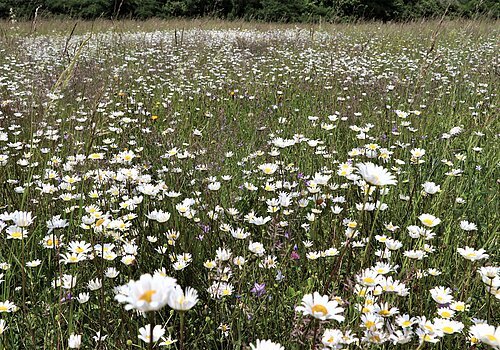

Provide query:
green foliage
left=45, top=0, right=112, bottom=19
left=401, top=0, right=449, bottom=19
left=458, top=0, right=500, bottom=17
left=255, top=0, right=306, bottom=22
left=1, top=0, right=499, bottom=21
left=162, top=0, right=207, bottom=17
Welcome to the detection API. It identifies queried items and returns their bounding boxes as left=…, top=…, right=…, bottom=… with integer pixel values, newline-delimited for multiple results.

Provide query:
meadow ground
left=0, top=18, right=498, bottom=350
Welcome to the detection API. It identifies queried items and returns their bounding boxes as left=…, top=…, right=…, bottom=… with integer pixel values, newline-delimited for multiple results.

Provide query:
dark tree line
left=1, top=0, right=498, bottom=22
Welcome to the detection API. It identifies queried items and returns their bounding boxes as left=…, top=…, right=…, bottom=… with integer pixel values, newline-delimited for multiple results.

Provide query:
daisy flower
left=138, top=324, right=165, bottom=343
left=458, top=246, right=489, bottom=261
left=356, top=162, right=397, bottom=186
left=250, top=339, right=284, bottom=350
left=115, top=273, right=177, bottom=312
left=418, top=214, right=441, bottom=228
left=469, top=323, right=500, bottom=349
left=295, top=292, right=344, bottom=322
left=167, top=285, right=198, bottom=311
left=430, top=286, right=454, bottom=304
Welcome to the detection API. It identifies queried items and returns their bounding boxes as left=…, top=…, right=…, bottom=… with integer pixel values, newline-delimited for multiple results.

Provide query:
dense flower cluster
left=0, top=22, right=497, bottom=349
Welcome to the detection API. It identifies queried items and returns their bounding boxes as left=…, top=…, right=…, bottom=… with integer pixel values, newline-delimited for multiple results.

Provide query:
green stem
left=361, top=190, right=387, bottom=268
left=179, top=311, right=185, bottom=350
left=486, top=279, right=492, bottom=323
left=310, top=319, right=319, bottom=350
left=149, top=313, right=154, bottom=350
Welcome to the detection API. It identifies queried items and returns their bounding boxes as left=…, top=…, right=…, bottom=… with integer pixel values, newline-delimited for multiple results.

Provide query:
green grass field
left=0, top=18, right=498, bottom=349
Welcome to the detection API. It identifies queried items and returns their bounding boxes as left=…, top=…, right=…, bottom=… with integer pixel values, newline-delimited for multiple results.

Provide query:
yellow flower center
left=363, top=277, right=375, bottom=284
left=139, top=290, right=156, bottom=303
left=311, top=304, right=328, bottom=316
left=365, top=321, right=376, bottom=329
left=379, top=310, right=390, bottom=316
left=263, top=166, right=275, bottom=174
left=486, top=335, right=497, bottom=342
left=442, top=326, right=454, bottom=334
left=0, top=305, right=8, bottom=312
left=177, top=296, right=186, bottom=306
left=422, top=219, right=434, bottom=226
left=402, top=321, right=412, bottom=327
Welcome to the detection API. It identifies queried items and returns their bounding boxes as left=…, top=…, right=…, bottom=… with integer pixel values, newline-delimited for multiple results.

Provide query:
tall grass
left=0, top=19, right=498, bottom=349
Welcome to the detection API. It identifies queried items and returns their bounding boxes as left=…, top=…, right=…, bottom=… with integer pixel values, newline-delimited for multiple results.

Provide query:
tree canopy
left=1, top=0, right=498, bottom=21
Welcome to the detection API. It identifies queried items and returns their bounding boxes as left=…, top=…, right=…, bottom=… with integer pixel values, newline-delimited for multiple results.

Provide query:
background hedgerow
left=0, top=0, right=499, bottom=22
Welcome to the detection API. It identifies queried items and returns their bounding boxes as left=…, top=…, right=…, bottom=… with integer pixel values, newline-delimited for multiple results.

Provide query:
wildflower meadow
left=0, top=19, right=498, bottom=349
